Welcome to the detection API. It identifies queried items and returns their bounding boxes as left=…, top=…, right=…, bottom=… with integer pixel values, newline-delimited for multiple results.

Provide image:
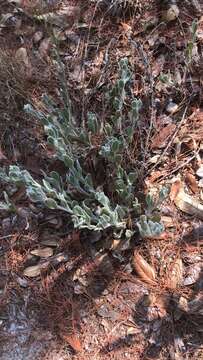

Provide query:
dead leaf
left=167, top=258, right=183, bottom=289
left=151, top=124, right=176, bottom=149
left=143, top=293, right=170, bottom=319
left=188, top=295, right=203, bottom=315
left=61, top=333, right=82, bottom=352
left=184, top=262, right=202, bottom=286
left=31, top=247, right=53, bottom=258
left=23, top=264, right=42, bottom=278
left=133, top=252, right=156, bottom=285
left=40, top=238, right=58, bottom=247
left=171, top=180, right=203, bottom=220
left=185, top=172, right=198, bottom=193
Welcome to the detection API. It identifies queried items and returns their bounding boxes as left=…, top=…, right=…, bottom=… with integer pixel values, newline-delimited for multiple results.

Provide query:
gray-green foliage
left=0, top=58, right=166, bottom=239
left=186, top=20, right=198, bottom=64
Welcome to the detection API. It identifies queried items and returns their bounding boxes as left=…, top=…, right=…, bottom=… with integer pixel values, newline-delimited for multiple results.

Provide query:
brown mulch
left=0, top=1, right=203, bottom=359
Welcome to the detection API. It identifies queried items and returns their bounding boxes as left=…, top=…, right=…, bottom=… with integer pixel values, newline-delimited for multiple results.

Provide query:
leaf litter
left=0, top=0, right=203, bottom=359
left=170, top=180, right=203, bottom=220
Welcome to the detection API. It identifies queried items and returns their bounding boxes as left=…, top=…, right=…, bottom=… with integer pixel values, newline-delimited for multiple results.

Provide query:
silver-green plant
left=186, top=20, right=198, bottom=64
left=0, top=57, right=166, bottom=239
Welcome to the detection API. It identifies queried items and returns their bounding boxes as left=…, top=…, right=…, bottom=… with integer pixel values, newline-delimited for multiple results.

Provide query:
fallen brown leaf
left=133, top=252, right=156, bottom=285
left=171, top=180, right=203, bottom=219
left=31, top=247, right=53, bottom=258
left=23, top=264, right=42, bottom=278
left=167, top=258, right=183, bottom=289
left=184, top=262, right=202, bottom=286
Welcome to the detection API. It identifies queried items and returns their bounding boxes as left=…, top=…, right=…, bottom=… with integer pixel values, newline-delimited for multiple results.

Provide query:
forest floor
left=0, top=1, right=203, bottom=359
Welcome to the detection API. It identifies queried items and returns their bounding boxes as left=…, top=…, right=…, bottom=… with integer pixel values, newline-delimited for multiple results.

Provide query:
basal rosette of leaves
left=0, top=58, right=167, bottom=239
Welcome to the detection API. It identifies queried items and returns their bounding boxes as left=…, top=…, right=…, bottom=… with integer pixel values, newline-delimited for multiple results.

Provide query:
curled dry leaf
left=184, top=262, right=202, bottom=286
left=170, top=180, right=203, bottom=220
left=40, top=238, right=58, bottom=247
left=23, top=263, right=43, bottom=278
left=133, top=252, right=156, bottom=285
left=167, top=258, right=183, bottom=289
left=31, top=247, right=53, bottom=258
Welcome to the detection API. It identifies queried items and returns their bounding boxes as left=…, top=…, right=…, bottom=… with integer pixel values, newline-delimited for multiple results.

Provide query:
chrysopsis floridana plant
left=0, top=57, right=168, bottom=239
